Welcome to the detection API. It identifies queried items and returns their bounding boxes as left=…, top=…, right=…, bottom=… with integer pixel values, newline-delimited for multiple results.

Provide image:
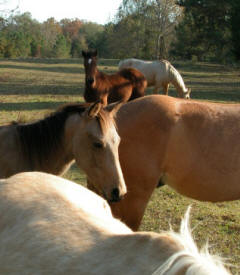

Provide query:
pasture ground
left=0, top=58, right=240, bottom=274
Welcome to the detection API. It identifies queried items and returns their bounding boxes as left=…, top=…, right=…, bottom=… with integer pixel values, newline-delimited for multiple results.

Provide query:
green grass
left=0, top=58, right=240, bottom=274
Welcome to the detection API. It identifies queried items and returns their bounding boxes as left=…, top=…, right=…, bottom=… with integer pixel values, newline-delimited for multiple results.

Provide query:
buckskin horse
left=87, top=95, right=240, bottom=230
left=0, top=171, right=230, bottom=275
left=82, top=50, right=147, bottom=105
left=0, top=101, right=126, bottom=202
left=119, top=58, right=191, bottom=98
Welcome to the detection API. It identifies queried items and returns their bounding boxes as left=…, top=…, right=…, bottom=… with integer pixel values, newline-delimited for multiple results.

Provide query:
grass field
left=0, top=58, right=240, bottom=274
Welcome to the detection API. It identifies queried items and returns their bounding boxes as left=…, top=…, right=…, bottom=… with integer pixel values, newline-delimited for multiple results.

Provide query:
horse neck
left=17, top=112, right=75, bottom=175
left=168, top=66, right=188, bottom=96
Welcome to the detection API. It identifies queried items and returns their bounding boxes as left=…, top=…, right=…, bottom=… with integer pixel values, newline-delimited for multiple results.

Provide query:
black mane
left=16, top=103, right=89, bottom=169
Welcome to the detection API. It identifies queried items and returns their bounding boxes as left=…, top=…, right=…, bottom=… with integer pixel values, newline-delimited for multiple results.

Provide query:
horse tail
left=152, top=207, right=231, bottom=275
left=168, top=62, right=191, bottom=99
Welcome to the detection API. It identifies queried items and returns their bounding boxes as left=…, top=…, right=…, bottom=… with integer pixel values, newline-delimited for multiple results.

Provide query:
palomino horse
left=0, top=171, right=230, bottom=275
left=82, top=50, right=147, bottom=105
left=93, top=95, right=240, bottom=230
left=119, top=58, right=191, bottom=99
left=0, top=101, right=126, bottom=202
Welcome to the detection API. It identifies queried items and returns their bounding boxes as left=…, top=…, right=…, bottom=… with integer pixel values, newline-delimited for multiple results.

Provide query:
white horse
left=119, top=58, right=191, bottom=99
left=0, top=171, right=230, bottom=274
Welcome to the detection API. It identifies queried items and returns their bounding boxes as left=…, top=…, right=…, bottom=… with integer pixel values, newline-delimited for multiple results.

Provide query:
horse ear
left=105, top=100, right=124, bottom=117
left=87, top=101, right=102, bottom=118
left=82, top=50, right=86, bottom=57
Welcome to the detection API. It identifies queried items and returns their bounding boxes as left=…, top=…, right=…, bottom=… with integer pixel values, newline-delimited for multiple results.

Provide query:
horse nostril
left=111, top=188, right=120, bottom=202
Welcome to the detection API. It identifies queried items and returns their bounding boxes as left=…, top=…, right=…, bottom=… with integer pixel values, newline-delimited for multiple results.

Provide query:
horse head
left=72, top=100, right=126, bottom=202
left=82, top=50, right=98, bottom=88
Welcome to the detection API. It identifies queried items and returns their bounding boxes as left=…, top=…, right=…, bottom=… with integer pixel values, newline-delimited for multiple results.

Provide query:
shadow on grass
left=1, top=57, right=119, bottom=67
left=190, top=91, right=240, bottom=102
left=0, top=101, right=68, bottom=111
left=167, top=90, right=240, bottom=102
left=0, top=83, right=84, bottom=95
left=0, top=64, right=85, bottom=74
left=189, top=80, right=240, bottom=88
left=172, top=61, right=236, bottom=73
left=146, top=88, right=240, bottom=102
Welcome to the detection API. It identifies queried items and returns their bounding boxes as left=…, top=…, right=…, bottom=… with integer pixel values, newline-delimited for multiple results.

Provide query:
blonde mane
left=152, top=207, right=230, bottom=275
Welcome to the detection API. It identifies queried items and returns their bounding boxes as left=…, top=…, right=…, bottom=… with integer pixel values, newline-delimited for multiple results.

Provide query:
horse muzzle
left=108, top=187, right=125, bottom=203
left=86, top=77, right=94, bottom=86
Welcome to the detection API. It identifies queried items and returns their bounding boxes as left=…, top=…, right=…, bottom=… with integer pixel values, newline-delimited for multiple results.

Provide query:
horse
left=89, top=95, right=240, bottom=230
left=0, top=171, right=231, bottom=275
left=82, top=50, right=147, bottom=106
left=118, top=58, right=191, bottom=99
left=0, top=100, right=126, bottom=202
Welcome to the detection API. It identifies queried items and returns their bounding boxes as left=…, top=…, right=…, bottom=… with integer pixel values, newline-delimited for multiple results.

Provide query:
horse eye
left=93, top=142, right=103, bottom=149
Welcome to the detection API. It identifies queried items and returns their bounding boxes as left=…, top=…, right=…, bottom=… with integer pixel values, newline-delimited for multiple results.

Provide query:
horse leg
left=110, top=194, right=149, bottom=231
left=110, top=177, right=155, bottom=231
left=162, top=83, right=169, bottom=95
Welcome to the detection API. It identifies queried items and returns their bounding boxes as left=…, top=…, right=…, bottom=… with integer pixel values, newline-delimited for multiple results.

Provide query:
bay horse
left=0, top=101, right=126, bottom=202
left=118, top=58, right=191, bottom=99
left=88, top=95, right=240, bottom=230
left=0, top=171, right=230, bottom=274
left=82, top=50, right=147, bottom=105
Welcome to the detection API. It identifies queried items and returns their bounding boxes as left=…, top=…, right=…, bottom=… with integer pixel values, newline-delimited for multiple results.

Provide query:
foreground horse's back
left=0, top=172, right=230, bottom=274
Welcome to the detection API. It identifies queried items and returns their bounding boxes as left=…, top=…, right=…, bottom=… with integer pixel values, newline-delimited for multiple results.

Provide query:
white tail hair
left=152, top=207, right=231, bottom=275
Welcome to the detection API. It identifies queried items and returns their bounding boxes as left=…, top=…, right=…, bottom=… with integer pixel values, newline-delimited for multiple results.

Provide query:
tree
left=60, top=18, right=82, bottom=40
left=71, top=36, right=87, bottom=58
left=109, top=0, right=183, bottom=59
left=53, top=34, right=71, bottom=58
left=230, top=0, right=240, bottom=60
left=41, top=17, right=62, bottom=57
left=78, top=22, right=104, bottom=50
left=172, top=0, right=232, bottom=61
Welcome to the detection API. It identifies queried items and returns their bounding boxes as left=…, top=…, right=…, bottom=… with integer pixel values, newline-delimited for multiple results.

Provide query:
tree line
left=0, top=0, right=239, bottom=62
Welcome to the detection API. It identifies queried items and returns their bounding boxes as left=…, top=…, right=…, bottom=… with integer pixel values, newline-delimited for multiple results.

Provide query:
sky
left=2, top=0, right=122, bottom=24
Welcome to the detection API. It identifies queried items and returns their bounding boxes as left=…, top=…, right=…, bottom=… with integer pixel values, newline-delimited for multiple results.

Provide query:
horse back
left=163, top=100, right=240, bottom=200
left=118, top=67, right=147, bottom=100
left=85, top=68, right=147, bottom=105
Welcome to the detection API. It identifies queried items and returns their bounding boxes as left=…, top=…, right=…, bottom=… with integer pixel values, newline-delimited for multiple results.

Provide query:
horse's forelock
left=97, top=109, right=116, bottom=135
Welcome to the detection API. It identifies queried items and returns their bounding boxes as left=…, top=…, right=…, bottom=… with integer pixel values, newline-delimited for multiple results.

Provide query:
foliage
left=0, top=0, right=239, bottom=62
left=230, top=0, right=240, bottom=60
left=52, top=34, right=71, bottom=58
left=171, top=0, right=234, bottom=62
left=107, top=0, right=183, bottom=59
left=0, top=14, right=104, bottom=58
